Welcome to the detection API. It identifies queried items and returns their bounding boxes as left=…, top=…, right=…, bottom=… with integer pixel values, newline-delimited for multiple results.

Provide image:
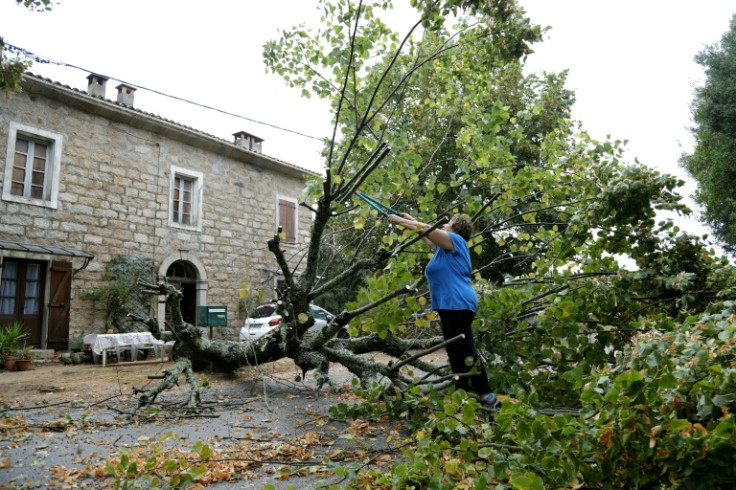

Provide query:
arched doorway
left=166, top=261, right=197, bottom=325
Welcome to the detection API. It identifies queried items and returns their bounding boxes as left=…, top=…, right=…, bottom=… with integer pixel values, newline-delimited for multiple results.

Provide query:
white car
left=239, top=304, right=346, bottom=341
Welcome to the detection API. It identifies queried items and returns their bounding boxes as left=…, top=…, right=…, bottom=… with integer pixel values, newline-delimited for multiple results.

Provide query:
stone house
left=0, top=72, right=316, bottom=350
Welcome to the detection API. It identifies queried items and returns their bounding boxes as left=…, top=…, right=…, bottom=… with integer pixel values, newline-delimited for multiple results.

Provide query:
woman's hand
left=387, top=213, right=415, bottom=226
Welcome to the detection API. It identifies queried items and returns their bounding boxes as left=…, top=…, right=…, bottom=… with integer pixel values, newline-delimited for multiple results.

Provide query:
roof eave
left=20, top=73, right=321, bottom=179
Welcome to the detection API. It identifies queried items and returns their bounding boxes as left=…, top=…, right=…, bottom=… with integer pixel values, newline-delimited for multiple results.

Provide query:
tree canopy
left=681, top=14, right=736, bottom=254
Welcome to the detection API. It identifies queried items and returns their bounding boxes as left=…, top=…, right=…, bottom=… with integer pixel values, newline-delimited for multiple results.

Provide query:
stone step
left=30, top=349, right=55, bottom=360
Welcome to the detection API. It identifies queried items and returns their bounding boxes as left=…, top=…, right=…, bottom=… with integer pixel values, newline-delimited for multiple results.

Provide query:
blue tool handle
left=361, top=196, right=388, bottom=216
left=356, top=192, right=401, bottom=216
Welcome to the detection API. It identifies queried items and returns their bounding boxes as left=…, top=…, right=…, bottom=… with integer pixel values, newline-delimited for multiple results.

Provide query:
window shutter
left=48, top=261, right=72, bottom=350
left=279, top=199, right=296, bottom=242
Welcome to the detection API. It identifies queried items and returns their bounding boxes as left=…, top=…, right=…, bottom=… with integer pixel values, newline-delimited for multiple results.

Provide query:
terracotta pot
left=3, top=355, right=20, bottom=371
left=14, top=359, right=31, bottom=371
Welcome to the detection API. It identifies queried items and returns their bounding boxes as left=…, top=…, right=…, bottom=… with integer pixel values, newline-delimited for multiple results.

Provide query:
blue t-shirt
left=424, top=232, right=478, bottom=312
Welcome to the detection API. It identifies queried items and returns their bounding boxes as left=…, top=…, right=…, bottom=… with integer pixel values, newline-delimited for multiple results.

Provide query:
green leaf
left=510, top=470, right=545, bottom=490
left=144, top=456, right=157, bottom=471
left=669, top=419, right=691, bottom=432
left=163, top=459, right=178, bottom=473
left=712, top=394, right=734, bottom=408
left=186, top=464, right=207, bottom=480
left=199, top=443, right=213, bottom=459
left=393, top=463, right=408, bottom=477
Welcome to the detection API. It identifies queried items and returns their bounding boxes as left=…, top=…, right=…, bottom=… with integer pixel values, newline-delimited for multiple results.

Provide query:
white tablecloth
left=88, top=332, right=164, bottom=357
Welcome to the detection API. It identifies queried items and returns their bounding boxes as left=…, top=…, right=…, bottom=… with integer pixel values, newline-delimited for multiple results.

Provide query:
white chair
left=102, top=343, right=132, bottom=367
left=131, top=341, right=163, bottom=362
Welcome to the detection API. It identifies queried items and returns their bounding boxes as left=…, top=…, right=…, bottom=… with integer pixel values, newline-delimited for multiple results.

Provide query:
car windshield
left=309, top=305, right=327, bottom=320
left=250, top=305, right=276, bottom=319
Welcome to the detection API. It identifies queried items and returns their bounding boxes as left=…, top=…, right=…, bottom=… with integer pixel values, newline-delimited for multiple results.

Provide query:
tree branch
left=388, top=334, right=464, bottom=372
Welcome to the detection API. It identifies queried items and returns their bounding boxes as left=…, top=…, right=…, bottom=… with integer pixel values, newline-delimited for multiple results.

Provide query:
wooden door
left=47, top=261, right=72, bottom=350
left=0, top=259, right=46, bottom=347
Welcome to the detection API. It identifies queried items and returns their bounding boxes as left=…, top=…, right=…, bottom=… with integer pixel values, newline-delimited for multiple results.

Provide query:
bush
left=80, top=256, right=154, bottom=332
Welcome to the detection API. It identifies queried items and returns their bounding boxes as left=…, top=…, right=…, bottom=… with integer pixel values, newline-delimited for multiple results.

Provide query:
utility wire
left=1, top=39, right=325, bottom=141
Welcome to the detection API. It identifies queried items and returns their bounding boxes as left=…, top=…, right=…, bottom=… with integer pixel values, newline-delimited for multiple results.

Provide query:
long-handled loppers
left=355, top=192, right=401, bottom=216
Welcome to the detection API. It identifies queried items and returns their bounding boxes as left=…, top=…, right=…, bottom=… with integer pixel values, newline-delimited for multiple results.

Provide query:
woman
left=387, top=212, right=500, bottom=408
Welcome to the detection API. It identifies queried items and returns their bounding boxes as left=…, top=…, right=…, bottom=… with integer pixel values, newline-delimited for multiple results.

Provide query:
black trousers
left=437, top=309, right=491, bottom=395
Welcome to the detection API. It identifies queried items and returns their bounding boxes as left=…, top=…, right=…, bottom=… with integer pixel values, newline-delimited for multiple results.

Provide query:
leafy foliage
left=103, top=432, right=212, bottom=489
left=0, top=40, right=30, bottom=95
left=261, top=0, right=736, bottom=487
left=1, top=1, right=53, bottom=95
left=14, top=0, right=54, bottom=11
left=329, top=297, right=736, bottom=489
left=80, top=256, right=154, bottom=333
left=681, top=13, right=736, bottom=253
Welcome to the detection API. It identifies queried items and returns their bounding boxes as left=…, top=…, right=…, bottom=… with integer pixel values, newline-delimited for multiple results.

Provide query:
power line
left=2, top=40, right=325, bottom=142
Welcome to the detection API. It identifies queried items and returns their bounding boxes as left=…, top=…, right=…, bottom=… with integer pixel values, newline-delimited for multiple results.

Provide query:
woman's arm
left=387, top=213, right=454, bottom=252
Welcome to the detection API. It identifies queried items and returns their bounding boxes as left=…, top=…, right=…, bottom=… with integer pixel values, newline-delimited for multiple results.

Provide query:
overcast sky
left=2, top=0, right=735, bottom=243
left=523, top=1, right=736, bottom=242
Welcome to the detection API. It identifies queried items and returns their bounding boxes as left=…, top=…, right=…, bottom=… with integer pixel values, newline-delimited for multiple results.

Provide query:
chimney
left=233, top=131, right=264, bottom=153
left=115, top=83, right=136, bottom=108
left=86, top=73, right=108, bottom=98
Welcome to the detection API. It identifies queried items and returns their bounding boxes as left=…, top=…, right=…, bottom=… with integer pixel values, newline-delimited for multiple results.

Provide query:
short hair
left=450, top=213, right=473, bottom=241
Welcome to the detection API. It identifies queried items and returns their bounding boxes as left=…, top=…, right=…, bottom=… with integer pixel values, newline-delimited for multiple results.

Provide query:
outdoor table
left=87, top=332, right=166, bottom=367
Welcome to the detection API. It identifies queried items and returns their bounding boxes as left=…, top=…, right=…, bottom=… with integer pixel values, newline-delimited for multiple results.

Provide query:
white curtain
left=0, top=262, right=18, bottom=315
left=23, top=263, right=41, bottom=315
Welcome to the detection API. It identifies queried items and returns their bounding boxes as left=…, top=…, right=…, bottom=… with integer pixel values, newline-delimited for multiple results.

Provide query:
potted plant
left=0, top=322, right=29, bottom=371
left=13, top=345, right=33, bottom=371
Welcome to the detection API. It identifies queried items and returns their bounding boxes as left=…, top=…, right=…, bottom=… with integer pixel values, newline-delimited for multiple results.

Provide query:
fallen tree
left=132, top=277, right=445, bottom=408
left=128, top=0, right=557, bottom=409
left=132, top=0, right=728, bottom=427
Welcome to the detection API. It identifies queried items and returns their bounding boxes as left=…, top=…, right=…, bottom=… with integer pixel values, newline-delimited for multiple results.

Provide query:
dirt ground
left=0, top=354, right=437, bottom=489
left=0, top=356, right=298, bottom=407
left=0, top=350, right=443, bottom=406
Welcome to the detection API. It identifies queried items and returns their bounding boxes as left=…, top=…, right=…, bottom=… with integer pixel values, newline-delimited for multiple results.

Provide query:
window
left=169, top=166, right=203, bottom=230
left=0, top=260, right=43, bottom=316
left=2, top=122, right=62, bottom=208
left=251, top=304, right=277, bottom=319
left=166, top=261, right=197, bottom=279
left=278, top=197, right=297, bottom=243
left=173, top=176, right=193, bottom=225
